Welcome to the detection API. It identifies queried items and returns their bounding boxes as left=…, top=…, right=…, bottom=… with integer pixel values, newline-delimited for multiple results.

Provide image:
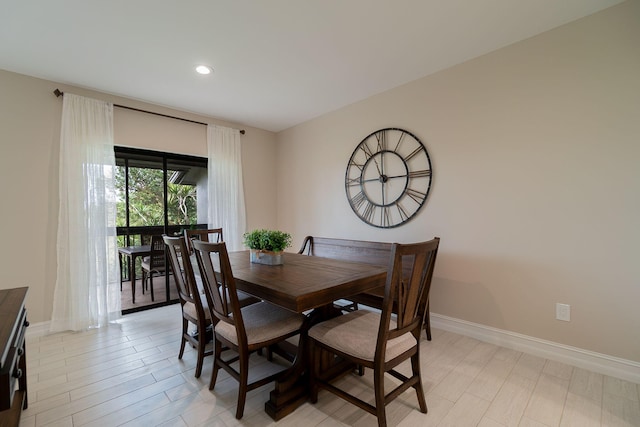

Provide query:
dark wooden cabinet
left=0, top=287, right=28, bottom=427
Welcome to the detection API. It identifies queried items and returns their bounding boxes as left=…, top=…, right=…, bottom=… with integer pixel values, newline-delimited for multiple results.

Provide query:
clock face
left=345, top=128, right=432, bottom=228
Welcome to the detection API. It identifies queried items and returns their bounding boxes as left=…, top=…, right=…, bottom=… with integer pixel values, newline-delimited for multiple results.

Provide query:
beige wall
left=0, top=70, right=278, bottom=323
left=276, top=1, right=640, bottom=362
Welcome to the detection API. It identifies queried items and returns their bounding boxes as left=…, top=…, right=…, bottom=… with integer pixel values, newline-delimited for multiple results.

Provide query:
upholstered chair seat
left=215, top=301, right=303, bottom=347
left=182, top=299, right=211, bottom=321
left=309, top=309, right=416, bottom=363
left=182, top=291, right=256, bottom=322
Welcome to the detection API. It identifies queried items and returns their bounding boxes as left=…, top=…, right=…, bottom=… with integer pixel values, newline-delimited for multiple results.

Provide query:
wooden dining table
left=226, top=250, right=388, bottom=420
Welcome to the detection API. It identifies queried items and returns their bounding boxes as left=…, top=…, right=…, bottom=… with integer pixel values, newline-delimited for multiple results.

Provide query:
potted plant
left=243, top=229, right=292, bottom=265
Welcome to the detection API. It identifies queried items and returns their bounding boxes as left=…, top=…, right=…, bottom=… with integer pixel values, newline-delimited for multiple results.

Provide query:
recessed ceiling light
left=195, top=65, right=213, bottom=75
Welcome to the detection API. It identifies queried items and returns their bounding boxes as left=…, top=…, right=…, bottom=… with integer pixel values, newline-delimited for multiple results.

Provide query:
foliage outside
left=243, top=229, right=292, bottom=253
left=115, top=166, right=198, bottom=227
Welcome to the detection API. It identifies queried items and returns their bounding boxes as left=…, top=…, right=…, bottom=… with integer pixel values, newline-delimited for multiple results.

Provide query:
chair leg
left=256, top=346, right=273, bottom=360
left=209, top=339, right=222, bottom=390
left=424, top=301, right=432, bottom=341
left=194, top=327, right=207, bottom=378
left=309, top=340, right=319, bottom=403
left=373, top=367, right=387, bottom=427
left=267, top=345, right=273, bottom=361
left=178, top=318, right=187, bottom=359
left=149, top=272, right=155, bottom=302
left=119, top=254, right=123, bottom=291
left=235, top=350, right=250, bottom=419
left=411, top=353, right=428, bottom=413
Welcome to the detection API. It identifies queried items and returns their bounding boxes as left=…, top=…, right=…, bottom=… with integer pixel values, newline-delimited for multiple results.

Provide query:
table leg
left=130, top=255, right=136, bottom=304
left=264, top=327, right=309, bottom=420
left=119, top=253, right=123, bottom=291
left=264, top=305, right=343, bottom=420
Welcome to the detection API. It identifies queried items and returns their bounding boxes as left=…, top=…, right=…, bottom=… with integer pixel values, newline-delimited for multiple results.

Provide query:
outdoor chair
left=141, top=235, right=166, bottom=302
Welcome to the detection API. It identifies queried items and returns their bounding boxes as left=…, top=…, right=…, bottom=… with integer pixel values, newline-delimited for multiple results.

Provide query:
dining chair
left=192, top=239, right=306, bottom=420
left=141, top=235, right=166, bottom=302
left=162, top=235, right=212, bottom=378
left=184, top=228, right=223, bottom=254
left=308, top=237, right=440, bottom=427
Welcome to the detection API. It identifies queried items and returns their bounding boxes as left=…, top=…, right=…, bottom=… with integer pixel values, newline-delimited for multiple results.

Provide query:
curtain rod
left=53, top=89, right=245, bottom=135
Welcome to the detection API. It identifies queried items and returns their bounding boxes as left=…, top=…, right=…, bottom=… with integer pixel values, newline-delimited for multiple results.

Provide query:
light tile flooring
left=20, top=305, right=640, bottom=427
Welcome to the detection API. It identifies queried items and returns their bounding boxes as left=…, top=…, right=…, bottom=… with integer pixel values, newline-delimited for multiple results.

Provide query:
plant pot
left=250, top=249, right=284, bottom=265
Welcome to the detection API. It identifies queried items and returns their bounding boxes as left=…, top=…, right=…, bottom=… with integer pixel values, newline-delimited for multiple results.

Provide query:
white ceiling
left=0, top=0, right=624, bottom=132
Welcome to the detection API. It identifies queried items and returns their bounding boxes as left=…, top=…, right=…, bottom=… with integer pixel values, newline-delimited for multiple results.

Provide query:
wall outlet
left=556, top=303, right=571, bottom=321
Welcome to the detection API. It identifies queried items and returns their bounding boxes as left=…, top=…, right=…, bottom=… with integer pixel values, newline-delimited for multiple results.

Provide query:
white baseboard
left=430, top=313, right=640, bottom=384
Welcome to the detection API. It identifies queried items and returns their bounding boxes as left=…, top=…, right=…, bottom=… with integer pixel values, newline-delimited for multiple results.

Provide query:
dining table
left=226, top=250, right=388, bottom=420
left=118, top=245, right=151, bottom=304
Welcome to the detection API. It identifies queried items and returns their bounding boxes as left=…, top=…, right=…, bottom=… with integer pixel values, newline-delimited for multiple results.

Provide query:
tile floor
left=19, top=305, right=640, bottom=427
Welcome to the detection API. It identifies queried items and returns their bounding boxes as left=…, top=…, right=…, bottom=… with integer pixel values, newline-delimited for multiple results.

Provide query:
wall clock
left=345, top=128, right=432, bottom=228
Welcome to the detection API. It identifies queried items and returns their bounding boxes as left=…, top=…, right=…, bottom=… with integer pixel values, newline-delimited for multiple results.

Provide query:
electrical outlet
left=556, top=303, right=571, bottom=321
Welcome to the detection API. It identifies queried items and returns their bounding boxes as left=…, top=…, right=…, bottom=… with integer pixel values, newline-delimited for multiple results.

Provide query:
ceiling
left=0, top=0, right=624, bottom=132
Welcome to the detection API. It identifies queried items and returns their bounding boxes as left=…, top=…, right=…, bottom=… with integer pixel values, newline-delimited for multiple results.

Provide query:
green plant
left=243, top=229, right=292, bottom=252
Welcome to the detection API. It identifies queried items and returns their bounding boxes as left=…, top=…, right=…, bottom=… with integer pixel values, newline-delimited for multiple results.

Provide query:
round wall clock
left=345, top=128, right=432, bottom=228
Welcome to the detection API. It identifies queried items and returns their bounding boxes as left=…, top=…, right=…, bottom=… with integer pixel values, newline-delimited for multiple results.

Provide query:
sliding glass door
left=115, top=147, right=207, bottom=313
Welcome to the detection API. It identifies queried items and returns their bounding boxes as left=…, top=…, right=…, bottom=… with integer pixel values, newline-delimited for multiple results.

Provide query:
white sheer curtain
left=50, top=93, right=121, bottom=332
left=207, top=125, right=247, bottom=251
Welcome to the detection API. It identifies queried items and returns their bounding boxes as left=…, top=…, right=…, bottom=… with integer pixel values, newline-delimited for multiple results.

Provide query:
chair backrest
left=184, top=228, right=223, bottom=254
left=192, top=240, right=247, bottom=345
left=162, top=235, right=207, bottom=313
left=149, top=235, right=166, bottom=269
left=377, top=238, right=440, bottom=358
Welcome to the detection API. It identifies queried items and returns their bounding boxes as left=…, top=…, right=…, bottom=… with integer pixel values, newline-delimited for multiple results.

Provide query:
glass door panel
left=115, top=147, right=208, bottom=314
left=166, top=158, right=208, bottom=230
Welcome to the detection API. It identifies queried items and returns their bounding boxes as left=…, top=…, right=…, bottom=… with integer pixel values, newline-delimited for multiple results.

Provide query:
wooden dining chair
left=162, top=235, right=212, bottom=378
left=308, top=237, right=440, bottom=427
left=184, top=228, right=223, bottom=254
left=192, top=239, right=306, bottom=420
left=141, top=235, right=166, bottom=302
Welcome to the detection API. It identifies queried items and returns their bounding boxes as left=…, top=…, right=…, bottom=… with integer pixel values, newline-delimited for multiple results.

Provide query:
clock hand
left=372, top=157, right=382, bottom=176
left=361, top=173, right=393, bottom=184
left=385, top=174, right=409, bottom=180
left=361, top=176, right=385, bottom=183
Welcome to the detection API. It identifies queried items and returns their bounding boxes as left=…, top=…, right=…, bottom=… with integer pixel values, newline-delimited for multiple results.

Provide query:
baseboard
left=430, top=313, right=640, bottom=384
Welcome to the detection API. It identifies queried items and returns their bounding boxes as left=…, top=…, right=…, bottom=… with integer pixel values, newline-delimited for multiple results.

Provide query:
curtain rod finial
left=54, top=89, right=63, bottom=97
